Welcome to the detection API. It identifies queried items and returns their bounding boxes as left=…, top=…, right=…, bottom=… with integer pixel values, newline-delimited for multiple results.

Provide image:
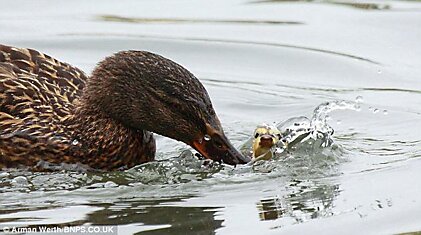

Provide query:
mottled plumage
left=0, top=44, right=249, bottom=171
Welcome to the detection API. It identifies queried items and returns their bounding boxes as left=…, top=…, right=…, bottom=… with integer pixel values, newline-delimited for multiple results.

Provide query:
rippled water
left=1, top=0, right=421, bottom=234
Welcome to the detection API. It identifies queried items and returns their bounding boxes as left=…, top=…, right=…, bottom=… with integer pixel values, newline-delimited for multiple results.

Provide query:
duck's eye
left=254, top=133, right=260, bottom=138
left=213, top=138, right=224, bottom=149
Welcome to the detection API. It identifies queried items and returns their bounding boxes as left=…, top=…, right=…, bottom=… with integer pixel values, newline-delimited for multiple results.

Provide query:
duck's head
left=252, top=124, right=282, bottom=161
left=83, top=50, right=250, bottom=165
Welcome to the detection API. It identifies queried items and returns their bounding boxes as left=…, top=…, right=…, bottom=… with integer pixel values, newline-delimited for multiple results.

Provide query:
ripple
left=97, top=14, right=303, bottom=25
left=248, top=0, right=421, bottom=11
left=59, top=33, right=381, bottom=65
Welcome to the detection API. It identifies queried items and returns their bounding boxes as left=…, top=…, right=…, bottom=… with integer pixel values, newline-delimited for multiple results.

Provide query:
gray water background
left=1, top=0, right=421, bottom=234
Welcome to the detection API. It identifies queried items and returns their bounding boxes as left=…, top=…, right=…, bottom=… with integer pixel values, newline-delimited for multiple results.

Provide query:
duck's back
left=0, top=44, right=88, bottom=168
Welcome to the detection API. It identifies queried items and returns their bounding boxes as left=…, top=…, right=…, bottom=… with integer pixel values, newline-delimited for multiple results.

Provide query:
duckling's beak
left=191, top=134, right=251, bottom=165
left=259, top=134, right=276, bottom=148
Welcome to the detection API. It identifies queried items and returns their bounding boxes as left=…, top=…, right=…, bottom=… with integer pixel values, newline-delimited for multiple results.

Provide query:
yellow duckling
left=252, top=124, right=282, bottom=161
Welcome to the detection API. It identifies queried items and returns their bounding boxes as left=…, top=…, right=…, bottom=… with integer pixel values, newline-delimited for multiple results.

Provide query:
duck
left=252, top=124, right=282, bottom=161
left=0, top=44, right=250, bottom=171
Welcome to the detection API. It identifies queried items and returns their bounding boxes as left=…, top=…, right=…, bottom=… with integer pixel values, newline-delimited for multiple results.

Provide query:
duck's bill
left=191, top=135, right=251, bottom=165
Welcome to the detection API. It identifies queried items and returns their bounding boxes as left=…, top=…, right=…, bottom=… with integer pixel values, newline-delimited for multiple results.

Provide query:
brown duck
left=0, top=44, right=250, bottom=170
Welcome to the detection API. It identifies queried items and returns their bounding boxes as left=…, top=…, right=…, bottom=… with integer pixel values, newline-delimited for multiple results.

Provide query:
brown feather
left=0, top=44, right=246, bottom=170
left=0, top=44, right=155, bottom=170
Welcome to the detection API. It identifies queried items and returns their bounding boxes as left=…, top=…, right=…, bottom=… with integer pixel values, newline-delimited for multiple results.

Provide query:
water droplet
left=368, top=107, right=373, bottom=111
left=204, top=134, right=211, bottom=141
left=0, top=172, right=10, bottom=178
left=377, top=70, right=382, bottom=74
left=12, top=176, right=28, bottom=186
left=355, top=96, right=363, bottom=103
left=89, top=183, right=105, bottom=189
left=336, top=120, right=342, bottom=125
left=71, top=139, right=79, bottom=145
left=373, top=109, right=379, bottom=114
left=104, top=181, right=118, bottom=188
left=325, top=115, right=331, bottom=120
left=383, top=110, right=388, bottom=115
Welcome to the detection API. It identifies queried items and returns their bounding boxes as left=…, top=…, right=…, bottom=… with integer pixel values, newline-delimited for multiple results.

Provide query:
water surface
left=1, top=0, right=421, bottom=234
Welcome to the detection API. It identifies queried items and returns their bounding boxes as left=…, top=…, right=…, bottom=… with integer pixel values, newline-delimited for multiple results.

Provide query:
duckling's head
left=252, top=124, right=282, bottom=161
left=83, top=50, right=250, bottom=165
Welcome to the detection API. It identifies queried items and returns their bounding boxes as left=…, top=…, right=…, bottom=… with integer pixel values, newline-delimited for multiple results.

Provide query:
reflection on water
left=0, top=199, right=223, bottom=235
left=329, top=2, right=390, bottom=10
left=284, top=180, right=338, bottom=222
left=257, top=197, right=285, bottom=220
left=88, top=201, right=223, bottom=235
left=249, top=0, right=392, bottom=11
left=98, top=15, right=303, bottom=25
left=257, top=180, right=338, bottom=222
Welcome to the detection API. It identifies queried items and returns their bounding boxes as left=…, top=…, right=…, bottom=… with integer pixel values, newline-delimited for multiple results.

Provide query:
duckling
left=252, top=124, right=282, bottom=161
left=0, top=44, right=250, bottom=170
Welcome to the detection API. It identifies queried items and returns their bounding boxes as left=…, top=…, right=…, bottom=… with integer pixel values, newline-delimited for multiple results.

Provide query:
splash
left=275, top=100, right=361, bottom=152
left=240, top=99, right=362, bottom=165
left=235, top=99, right=362, bottom=175
left=239, top=99, right=361, bottom=167
left=126, top=151, right=223, bottom=184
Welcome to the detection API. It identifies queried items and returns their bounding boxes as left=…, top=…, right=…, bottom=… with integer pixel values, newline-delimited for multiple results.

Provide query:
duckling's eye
left=254, top=133, right=260, bottom=138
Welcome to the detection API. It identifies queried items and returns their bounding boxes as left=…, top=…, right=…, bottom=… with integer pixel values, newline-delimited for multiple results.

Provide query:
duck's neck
left=65, top=102, right=156, bottom=170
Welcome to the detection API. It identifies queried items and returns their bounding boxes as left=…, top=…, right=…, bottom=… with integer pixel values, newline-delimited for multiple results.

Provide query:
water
left=1, top=0, right=421, bottom=234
